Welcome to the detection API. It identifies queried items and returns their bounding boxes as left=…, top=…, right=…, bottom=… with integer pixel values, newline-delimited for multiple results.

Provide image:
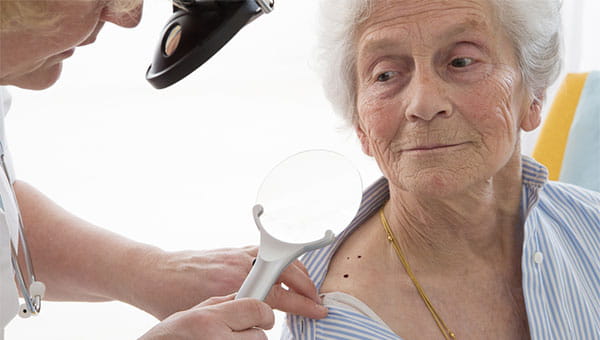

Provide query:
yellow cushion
left=532, top=73, right=589, bottom=181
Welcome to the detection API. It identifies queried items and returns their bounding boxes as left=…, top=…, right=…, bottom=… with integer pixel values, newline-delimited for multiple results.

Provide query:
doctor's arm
left=13, top=180, right=327, bottom=320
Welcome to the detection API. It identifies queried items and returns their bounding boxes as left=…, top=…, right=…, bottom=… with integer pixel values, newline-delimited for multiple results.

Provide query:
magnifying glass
left=146, top=0, right=274, bottom=89
left=236, top=150, right=362, bottom=300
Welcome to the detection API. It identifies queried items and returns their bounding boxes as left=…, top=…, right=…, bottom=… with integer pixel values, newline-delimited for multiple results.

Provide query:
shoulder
left=300, top=176, right=390, bottom=282
left=530, top=181, right=600, bottom=251
left=539, top=181, right=600, bottom=215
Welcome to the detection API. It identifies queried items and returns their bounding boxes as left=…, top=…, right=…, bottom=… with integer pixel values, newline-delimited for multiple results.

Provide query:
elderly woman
left=0, top=0, right=327, bottom=339
left=284, top=0, right=600, bottom=339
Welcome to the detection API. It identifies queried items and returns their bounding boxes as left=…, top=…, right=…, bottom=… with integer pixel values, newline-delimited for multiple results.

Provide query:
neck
left=384, top=152, right=524, bottom=275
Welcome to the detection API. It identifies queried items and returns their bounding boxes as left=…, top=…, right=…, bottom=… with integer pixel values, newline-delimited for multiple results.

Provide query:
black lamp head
left=146, top=0, right=274, bottom=89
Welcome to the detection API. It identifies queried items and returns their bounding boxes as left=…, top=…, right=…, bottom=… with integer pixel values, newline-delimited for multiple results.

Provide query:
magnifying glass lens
left=256, top=150, right=362, bottom=244
left=236, top=150, right=362, bottom=301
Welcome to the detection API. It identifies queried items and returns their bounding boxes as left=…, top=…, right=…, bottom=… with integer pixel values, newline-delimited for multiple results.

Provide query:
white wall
left=4, top=1, right=598, bottom=339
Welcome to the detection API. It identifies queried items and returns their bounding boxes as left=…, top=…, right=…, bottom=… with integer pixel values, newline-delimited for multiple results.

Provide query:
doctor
left=0, top=0, right=327, bottom=339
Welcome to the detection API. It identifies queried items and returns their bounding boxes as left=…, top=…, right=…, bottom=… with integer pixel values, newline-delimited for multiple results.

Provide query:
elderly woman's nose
left=404, top=72, right=452, bottom=122
left=101, top=3, right=143, bottom=28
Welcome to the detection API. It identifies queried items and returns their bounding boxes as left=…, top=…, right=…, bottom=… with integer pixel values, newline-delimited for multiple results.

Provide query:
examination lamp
left=146, top=0, right=274, bottom=89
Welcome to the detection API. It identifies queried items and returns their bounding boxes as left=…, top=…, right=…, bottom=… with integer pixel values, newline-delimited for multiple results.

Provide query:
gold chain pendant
left=379, top=206, right=456, bottom=340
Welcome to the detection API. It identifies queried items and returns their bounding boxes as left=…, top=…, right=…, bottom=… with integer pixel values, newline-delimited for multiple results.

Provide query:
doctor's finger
left=276, top=260, right=318, bottom=302
left=273, top=259, right=309, bottom=276
left=232, top=328, right=268, bottom=340
left=216, top=298, right=275, bottom=332
left=266, top=284, right=328, bottom=319
left=197, top=293, right=236, bottom=307
left=242, top=245, right=259, bottom=257
left=288, top=259, right=310, bottom=276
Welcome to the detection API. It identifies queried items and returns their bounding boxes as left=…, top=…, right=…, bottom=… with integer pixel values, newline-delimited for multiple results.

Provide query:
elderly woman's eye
left=376, top=71, right=396, bottom=82
left=450, top=57, right=474, bottom=68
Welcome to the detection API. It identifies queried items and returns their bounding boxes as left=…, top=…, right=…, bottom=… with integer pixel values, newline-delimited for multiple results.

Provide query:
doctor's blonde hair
left=0, top=0, right=142, bottom=32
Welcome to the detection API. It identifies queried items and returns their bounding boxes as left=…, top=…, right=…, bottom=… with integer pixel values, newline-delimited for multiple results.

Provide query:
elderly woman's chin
left=390, top=161, right=486, bottom=198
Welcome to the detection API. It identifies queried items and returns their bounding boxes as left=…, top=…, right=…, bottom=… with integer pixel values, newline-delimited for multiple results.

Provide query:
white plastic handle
left=235, top=205, right=334, bottom=301
left=237, top=256, right=290, bottom=300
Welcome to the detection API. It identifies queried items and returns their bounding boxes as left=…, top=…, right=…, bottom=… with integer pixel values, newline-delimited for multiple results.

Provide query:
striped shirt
left=283, top=156, right=600, bottom=340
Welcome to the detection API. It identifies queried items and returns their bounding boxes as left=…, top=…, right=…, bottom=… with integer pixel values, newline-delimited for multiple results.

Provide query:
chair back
left=532, top=71, right=600, bottom=192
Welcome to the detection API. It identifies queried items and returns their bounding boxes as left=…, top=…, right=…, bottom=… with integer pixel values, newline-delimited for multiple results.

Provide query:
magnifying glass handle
left=235, top=204, right=337, bottom=301
left=236, top=256, right=290, bottom=300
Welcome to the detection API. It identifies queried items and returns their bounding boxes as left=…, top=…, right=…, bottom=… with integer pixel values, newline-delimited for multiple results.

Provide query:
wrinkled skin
left=320, top=0, right=542, bottom=339
left=354, top=0, right=540, bottom=198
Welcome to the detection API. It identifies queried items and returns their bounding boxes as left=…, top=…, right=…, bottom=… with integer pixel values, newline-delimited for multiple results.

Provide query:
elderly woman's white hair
left=317, top=0, right=563, bottom=126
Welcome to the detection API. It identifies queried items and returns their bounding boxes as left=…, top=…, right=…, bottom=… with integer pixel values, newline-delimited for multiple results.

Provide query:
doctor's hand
left=129, top=246, right=327, bottom=320
left=138, top=294, right=273, bottom=340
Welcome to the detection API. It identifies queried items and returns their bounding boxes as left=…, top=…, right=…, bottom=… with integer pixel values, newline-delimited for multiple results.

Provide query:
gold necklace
left=379, top=206, right=456, bottom=340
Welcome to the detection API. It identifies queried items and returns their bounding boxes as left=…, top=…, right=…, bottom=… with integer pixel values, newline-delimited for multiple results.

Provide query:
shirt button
left=533, top=252, right=544, bottom=264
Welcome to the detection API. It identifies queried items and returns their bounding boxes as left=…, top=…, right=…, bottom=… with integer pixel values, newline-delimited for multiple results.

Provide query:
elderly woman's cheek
left=464, top=70, right=521, bottom=127
left=466, top=81, right=523, bottom=175
left=488, top=75, right=524, bottom=140
left=357, top=87, right=401, bottom=140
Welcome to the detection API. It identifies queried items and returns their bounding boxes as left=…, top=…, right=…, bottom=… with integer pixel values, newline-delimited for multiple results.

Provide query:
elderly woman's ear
left=520, top=96, right=544, bottom=132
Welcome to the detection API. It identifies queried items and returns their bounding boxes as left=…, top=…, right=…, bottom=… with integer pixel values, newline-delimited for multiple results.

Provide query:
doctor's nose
left=404, top=70, right=452, bottom=122
left=101, top=0, right=143, bottom=28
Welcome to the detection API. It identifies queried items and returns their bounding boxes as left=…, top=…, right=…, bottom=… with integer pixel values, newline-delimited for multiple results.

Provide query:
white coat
left=0, top=87, right=21, bottom=340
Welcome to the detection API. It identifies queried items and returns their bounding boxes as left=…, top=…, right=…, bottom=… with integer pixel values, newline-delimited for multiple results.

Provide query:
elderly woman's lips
left=403, top=143, right=466, bottom=152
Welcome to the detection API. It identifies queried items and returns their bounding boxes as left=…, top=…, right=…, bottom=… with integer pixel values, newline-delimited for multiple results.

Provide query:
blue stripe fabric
left=283, top=156, right=600, bottom=340
left=559, top=71, right=600, bottom=192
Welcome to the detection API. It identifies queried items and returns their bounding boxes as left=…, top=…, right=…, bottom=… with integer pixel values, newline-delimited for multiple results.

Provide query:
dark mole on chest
left=343, top=274, right=349, bottom=278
